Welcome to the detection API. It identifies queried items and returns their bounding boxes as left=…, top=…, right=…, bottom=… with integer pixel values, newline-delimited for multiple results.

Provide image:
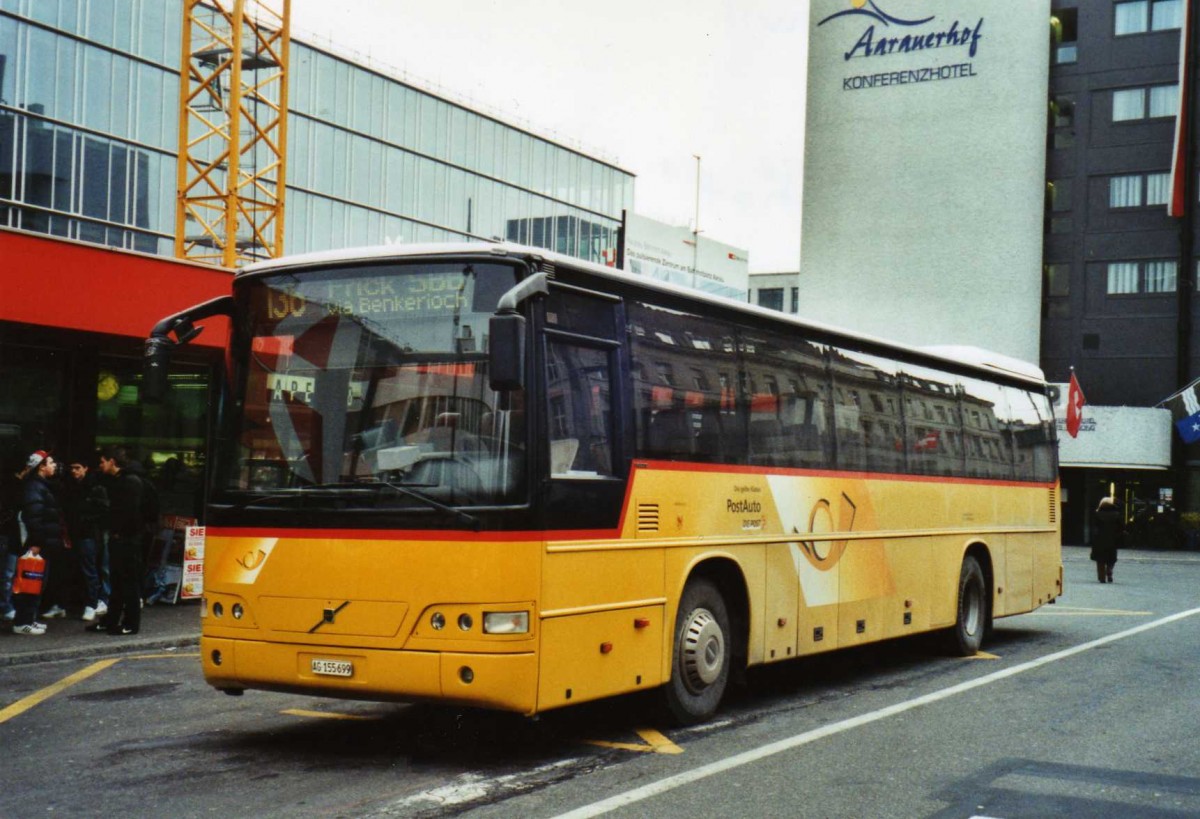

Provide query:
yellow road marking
left=586, top=728, right=683, bottom=755
left=962, top=651, right=1001, bottom=661
left=281, top=708, right=379, bottom=721
left=0, top=659, right=119, bottom=725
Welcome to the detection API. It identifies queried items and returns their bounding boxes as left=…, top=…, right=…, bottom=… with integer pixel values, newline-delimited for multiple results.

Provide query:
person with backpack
left=90, top=446, right=146, bottom=635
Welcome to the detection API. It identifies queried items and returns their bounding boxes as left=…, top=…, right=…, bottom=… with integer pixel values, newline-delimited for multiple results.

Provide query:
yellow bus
left=146, top=242, right=1061, bottom=723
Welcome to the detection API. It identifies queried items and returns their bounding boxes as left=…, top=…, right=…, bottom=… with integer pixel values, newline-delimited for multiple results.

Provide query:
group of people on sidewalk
left=1, top=446, right=151, bottom=637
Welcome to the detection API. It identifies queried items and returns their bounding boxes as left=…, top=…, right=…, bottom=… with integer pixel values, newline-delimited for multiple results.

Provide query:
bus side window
left=546, top=341, right=614, bottom=478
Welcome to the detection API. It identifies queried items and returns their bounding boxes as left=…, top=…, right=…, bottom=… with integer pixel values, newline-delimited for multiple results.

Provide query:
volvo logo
left=309, top=601, right=350, bottom=633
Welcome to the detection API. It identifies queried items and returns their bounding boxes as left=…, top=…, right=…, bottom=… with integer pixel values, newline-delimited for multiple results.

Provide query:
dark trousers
left=107, top=535, right=143, bottom=633
left=40, top=541, right=72, bottom=613
left=77, top=537, right=101, bottom=608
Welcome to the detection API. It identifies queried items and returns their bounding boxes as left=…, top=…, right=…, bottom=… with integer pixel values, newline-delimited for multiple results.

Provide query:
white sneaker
left=82, top=606, right=97, bottom=622
left=94, top=601, right=108, bottom=617
left=2, top=609, right=14, bottom=621
left=13, top=624, right=45, bottom=635
left=42, top=605, right=67, bottom=619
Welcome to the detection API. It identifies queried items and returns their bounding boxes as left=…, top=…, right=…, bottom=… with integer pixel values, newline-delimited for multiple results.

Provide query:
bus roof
left=239, top=241, right=1048, bottom=388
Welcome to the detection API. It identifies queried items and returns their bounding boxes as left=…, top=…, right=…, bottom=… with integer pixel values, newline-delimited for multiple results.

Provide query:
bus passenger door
left=768, top=478, right=841, bottom=658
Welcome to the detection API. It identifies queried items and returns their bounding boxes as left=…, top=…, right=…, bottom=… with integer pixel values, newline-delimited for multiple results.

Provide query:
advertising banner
left=623, top=213, right=749, bottom=301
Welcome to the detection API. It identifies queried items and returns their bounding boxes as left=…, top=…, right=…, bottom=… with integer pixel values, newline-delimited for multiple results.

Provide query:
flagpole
left=1178, top=0, right=1196, bottom=393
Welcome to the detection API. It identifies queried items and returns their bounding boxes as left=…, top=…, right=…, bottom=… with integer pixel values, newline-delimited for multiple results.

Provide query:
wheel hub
left=681, top=608, right=725, bottom=692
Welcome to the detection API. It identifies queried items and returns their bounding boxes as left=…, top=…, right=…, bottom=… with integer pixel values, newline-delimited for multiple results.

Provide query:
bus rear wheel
left=946, top=555, right=989, bottom=656
left=664, top=578, right=731, bottom=725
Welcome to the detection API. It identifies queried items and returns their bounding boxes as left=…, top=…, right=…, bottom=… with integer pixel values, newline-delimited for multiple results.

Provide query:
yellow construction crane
left=176, top=0, right=291, bottom=267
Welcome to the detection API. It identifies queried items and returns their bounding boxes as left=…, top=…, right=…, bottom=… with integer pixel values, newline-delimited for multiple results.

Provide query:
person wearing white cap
left=20, top=450, right=70, bottom=626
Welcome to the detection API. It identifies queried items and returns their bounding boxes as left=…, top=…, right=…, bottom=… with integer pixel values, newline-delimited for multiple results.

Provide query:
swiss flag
left=1066, top=371, right=1086, bottom=438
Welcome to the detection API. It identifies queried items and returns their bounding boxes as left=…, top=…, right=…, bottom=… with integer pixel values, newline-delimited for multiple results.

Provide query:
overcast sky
left=290, top=0, right=810, bottom=272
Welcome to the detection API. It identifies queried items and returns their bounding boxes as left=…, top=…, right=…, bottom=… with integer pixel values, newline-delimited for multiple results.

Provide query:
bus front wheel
left=664, top=578, right=731, bottom=725
left=946, top=555, right=989, bottom=656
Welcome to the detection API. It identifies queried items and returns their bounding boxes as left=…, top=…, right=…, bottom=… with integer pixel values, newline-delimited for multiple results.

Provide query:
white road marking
left=551, top=606, right=1200, bottom=819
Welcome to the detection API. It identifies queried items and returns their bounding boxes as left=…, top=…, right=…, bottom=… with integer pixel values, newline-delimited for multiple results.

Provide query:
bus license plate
left=311, top=658, right=353, bottom=677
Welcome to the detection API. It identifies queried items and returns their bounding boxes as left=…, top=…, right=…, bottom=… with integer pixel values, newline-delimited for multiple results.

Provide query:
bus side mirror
left=143, top=335, right=174, bottom=403
left=143, top=295, right=234, bottom=404
left=489, top=312, right=526, bottom=391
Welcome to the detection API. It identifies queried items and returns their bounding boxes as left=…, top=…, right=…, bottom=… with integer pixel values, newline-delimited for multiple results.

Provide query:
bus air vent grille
left=637, top=503, right=660, bottom=532
left=1048, top=488, right=1058, bottom=524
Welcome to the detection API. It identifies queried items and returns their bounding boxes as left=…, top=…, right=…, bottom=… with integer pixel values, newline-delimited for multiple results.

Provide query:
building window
left=1106, top=260, right=1178, bottom=294
left=1113, top=84, right=1179, bottom=121
left=1115, top=0, right=1183, bottom=34
left=1149, top=84, right=1180, bottom=118
left=1053, top=9, right=1078, bottom=63
left=790, top=286, right=799, bottom=313
left=1147, top=172, right=1170, bottom=206
left=758, top=288, right=784, bottom=311
left=1046, top=264, right=1071, bottom=297
left=1109, top=173, right=1169, bottom=209
left=1050, top=96, right=1076, bottom=149
left=1052, top=97, right=1075, bottom=128
left=1048, top=179, right=1073, bottom=211
left=1110, top=175, right=1143, bottom=208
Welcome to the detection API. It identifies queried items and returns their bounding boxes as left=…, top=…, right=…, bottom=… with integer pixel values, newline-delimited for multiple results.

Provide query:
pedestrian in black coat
left=21, top=450, right=71, bottom=621
left=1091, top=497, right=1122, bottom=583
left=91, top=446, right=144, bottom=636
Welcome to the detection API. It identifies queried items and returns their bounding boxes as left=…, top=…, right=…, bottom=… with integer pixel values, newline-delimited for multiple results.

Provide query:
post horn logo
left=236, top=549, right=268, bottom=571
left=795, top=493, right=858, bottom=570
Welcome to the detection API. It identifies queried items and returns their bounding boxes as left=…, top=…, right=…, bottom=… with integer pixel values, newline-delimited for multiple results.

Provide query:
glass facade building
left=0, top=0, right=634, bottom=262
left=0, top=0, right=633, bottom=536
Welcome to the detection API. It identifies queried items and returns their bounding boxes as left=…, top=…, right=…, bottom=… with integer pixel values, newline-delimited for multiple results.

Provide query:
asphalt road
left=2, top=547, right=1199, bottom=818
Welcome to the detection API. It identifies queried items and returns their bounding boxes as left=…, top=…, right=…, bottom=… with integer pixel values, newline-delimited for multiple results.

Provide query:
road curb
left=0, top=635, right=201, bottom=668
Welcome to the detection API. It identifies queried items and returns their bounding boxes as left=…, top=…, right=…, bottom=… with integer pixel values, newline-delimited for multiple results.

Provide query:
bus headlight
left=483, top=611, right=529, bottom=634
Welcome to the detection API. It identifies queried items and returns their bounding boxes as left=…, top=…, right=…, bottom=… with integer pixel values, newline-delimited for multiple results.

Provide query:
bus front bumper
left=200, top=636, right=538, bottom=715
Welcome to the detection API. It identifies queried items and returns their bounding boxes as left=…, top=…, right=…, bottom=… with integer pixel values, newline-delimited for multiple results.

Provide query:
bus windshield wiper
left=369, top=479, right=481, bottom=530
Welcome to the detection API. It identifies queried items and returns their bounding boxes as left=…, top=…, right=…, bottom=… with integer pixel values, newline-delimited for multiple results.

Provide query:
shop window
left=96, top=358, right=210, bottom=518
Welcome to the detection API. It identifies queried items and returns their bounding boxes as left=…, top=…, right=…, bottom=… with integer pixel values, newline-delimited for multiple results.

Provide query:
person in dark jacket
left=90, top=446, right=144, bottom=635
left=21, top=450, right=71, bottom=621
left=66, top=455, right=110, bottom=622
left=1, top=456, right=29, bottom=622
left=1091, top=497, right=1122, bottom=583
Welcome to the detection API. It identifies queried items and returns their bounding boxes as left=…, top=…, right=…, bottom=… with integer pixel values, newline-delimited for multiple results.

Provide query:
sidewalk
left=0, top=600, right=201, bottom=667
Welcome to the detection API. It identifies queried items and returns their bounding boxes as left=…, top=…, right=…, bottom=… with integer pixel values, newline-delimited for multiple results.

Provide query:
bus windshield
left=218, top=260, right=526, bottom=509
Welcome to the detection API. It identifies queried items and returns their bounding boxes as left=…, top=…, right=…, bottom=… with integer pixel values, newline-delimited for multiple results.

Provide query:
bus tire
left=663, top=578, right=731, bottom=725
left=946, top=555, right=988, bottom=656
